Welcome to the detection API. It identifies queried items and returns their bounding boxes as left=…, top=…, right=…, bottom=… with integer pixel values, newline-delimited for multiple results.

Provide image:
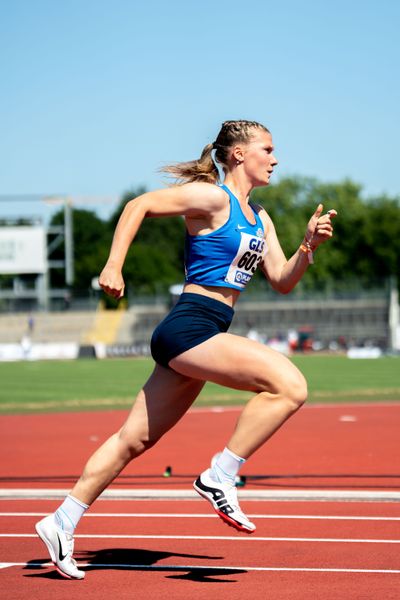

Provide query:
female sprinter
left=36, top=119, right=337, bottom=579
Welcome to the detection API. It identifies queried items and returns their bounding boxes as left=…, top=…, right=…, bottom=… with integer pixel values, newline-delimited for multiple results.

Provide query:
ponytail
left=161, top=120, right=270, bottom=185
left=161, top=143, right=219, bottom=185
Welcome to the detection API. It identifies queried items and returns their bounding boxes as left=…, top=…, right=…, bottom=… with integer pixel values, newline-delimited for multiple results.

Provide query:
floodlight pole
left=64, top=198, right=74, bottom=286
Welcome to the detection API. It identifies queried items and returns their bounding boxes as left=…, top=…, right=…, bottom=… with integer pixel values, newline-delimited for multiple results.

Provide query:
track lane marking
left=2, top=489, right=400, bottom=501
left=1, top=561, right=400, bottom=574
left=1, top=512, right=400, bottom=521
left=2, top=533, right=400, bottom=543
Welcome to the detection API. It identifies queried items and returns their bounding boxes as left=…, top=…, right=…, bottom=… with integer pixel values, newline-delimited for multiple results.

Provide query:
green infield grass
left=0, top=355, right=399, bottom=414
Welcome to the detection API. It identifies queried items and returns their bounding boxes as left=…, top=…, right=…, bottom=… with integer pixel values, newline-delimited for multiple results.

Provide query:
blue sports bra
left=184, top=184, right=267, bottom=291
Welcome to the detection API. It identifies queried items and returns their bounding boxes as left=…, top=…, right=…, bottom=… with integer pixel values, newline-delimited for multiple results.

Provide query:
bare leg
left=35, top=365, right=204, bottom=580
left=170, top=333, right=307, bottom=459
left=71, top=365, right=204, bottom=505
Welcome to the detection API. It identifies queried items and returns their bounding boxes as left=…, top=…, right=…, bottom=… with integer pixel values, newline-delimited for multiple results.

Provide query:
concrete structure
left=0, top=286, right=397, bottom=354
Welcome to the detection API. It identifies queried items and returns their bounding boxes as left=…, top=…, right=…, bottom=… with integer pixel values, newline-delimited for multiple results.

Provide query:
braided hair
left=161, top=120, right=270, bottom=184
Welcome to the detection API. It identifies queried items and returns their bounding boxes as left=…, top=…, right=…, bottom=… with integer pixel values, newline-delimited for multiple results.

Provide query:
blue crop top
left=184, top=184, right=267, bottom=291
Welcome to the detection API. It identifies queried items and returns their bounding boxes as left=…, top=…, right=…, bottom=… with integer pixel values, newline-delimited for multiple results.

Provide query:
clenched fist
left=98, top=264, right=125, bottom=299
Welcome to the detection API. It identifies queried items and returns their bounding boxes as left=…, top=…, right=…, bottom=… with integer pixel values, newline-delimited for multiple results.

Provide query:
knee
left=283, top=371, right=308, bottom=409
left=117, top=427, right=158, bottom=459
left=258, top=368, right=307, bottom=410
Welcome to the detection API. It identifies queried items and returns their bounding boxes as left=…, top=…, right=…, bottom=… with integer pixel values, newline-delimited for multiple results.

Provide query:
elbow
left=263, top=266, right=296, bottom=295
left=277, top=283, right=293, bottom=295
left=279, top=285, right=292, bottom=295
left=124, top=194, right=149, bottom=218
left=272, top=280, right=295, bottom=295
left=122, top=197, right=138, bottom=215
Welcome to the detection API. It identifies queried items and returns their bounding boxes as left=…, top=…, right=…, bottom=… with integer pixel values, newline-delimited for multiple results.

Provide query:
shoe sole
left=35, top=522, right=84, bottom=580
left=193, top=481, right=255, bottom=534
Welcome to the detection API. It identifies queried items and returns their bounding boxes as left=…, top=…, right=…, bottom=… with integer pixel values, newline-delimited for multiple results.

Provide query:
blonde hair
left=161, top=120, right=270, bottom=184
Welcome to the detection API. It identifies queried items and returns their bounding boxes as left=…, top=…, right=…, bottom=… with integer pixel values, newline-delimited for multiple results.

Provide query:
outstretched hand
left=306, top=204, right=337, bottom=248
left=98, top=264, right=125, bottom=299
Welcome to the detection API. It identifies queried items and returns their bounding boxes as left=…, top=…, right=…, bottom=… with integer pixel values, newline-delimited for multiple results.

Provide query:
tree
left=47, top=178, right=400, bottom=302
left=49, top=208, right=110, bottom=292
left=251, top=177, right=400, bottom=292
left=108, top=187, right=185, bottom=295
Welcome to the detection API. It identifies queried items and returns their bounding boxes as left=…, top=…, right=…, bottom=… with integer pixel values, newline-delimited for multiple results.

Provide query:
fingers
left=313, top=209, right=337, bottom=241
left=319, top=208, right=338, bottom=226
left=313, top=207, right=337, bottom=224
left=308, top=207, right=337, bottom=247
left=98, top=270, right=125, bottom=299
left=314, top=203, right=324, bottom=218
left=100, top=284, right=125, bottom=299
left=315, top=223, right=333, bottom=238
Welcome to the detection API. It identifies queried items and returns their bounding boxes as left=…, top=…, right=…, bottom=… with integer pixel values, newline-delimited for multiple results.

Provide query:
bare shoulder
left=140, top=181, right=227, bottom=218
left=250, top=202, right=275, bottom=234
left=180, top=182, right=227, bottom=209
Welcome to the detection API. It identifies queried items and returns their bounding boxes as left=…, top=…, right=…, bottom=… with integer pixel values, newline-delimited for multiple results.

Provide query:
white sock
left=211, top=447, right=246, bottom=485
left=54, top=494, right=89, bottom=535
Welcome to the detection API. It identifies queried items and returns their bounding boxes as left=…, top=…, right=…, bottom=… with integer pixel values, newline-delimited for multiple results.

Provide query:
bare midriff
left=183, top=282, right=240, bottom=307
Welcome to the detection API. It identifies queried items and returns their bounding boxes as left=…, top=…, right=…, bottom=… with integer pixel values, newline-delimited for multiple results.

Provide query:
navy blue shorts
left=150, top=292, right=234, bottom=368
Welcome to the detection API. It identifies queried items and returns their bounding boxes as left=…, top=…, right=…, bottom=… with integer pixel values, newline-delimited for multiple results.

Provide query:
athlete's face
left=235, top=130, right=278, bottom=187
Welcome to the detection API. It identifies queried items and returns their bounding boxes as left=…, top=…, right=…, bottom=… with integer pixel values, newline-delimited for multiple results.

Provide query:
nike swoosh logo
left=57, top=533, right=68, bottom=561
left=237, top=225, right=246, bottom=230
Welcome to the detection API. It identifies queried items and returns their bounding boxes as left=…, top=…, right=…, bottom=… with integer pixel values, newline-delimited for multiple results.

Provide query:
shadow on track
left=24, top=548, right=247, bottom=583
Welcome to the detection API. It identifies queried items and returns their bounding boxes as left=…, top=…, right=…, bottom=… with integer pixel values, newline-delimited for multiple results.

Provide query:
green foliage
left=364, top=196, right=400, bottom=277
left=50, top=178, right=400, bottom=301
left=252, top=177, right=400, bottom=291
left=49, top=187, right=185, bottom=298
left=49, top=208, right=111, bottom=291
left=107, top=187, right=185, bottom=295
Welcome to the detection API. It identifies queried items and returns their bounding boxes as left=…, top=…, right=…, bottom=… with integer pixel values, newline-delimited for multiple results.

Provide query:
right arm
left=99, top=183, right=224, bottom=298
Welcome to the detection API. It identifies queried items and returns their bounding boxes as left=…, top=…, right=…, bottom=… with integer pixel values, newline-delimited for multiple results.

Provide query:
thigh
left=169, top=332, right=305, bottom=394
left=121, top=364, right=205, bottom=442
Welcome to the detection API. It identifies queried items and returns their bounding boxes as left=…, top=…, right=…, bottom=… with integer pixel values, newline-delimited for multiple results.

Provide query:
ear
left=232, top=144, right=245, bottom=163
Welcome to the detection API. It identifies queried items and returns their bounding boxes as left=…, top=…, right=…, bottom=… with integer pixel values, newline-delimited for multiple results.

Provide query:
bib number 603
left=237, top=251, right=262, bottom=274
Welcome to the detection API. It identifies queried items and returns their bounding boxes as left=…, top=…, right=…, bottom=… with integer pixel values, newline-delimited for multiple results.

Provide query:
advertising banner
left=0, top=226, right=47, bottom=274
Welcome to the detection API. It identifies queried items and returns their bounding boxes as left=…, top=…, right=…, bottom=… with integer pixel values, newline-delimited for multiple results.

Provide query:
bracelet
left=299, top=239, right=314, bottom=264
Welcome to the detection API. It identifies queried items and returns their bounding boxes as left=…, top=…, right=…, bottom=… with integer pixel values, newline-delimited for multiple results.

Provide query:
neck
left=223, top=174, right=253, bottom=203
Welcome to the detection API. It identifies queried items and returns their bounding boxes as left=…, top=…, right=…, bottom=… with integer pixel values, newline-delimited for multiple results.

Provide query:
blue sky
left=1, top=0, right=399, bottom=219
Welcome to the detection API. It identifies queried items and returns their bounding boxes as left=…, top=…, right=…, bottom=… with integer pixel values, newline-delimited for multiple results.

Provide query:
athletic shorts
left=150, top=292, right=234, bottom=369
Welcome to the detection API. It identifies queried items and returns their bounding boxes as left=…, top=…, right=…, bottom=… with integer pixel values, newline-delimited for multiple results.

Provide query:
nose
left=271, top=153, right=278, bottom=166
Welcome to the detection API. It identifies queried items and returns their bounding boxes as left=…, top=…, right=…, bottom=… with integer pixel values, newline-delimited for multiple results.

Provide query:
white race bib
left=225, top=232, right=267, bottom=289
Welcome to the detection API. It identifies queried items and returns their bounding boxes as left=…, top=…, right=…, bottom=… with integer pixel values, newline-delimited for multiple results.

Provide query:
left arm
left=260, top=204, right=337, bottom=294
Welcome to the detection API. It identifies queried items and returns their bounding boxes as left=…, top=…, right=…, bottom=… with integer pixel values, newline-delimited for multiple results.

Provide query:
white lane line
left=1, top=562, right=400, bottom=574
left=2, top=489, right=400, bottom=501
left=2, top=533, right=400, bottom=544
left=1, top=512, right=400, bottom=521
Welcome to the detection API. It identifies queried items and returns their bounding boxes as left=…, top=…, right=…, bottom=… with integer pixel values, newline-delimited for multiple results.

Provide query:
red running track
left=1, top=499, right=400, bottom=599
left=1, top=403, right=400, bottom=598
left=1, top=403, right=399, bottom=492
